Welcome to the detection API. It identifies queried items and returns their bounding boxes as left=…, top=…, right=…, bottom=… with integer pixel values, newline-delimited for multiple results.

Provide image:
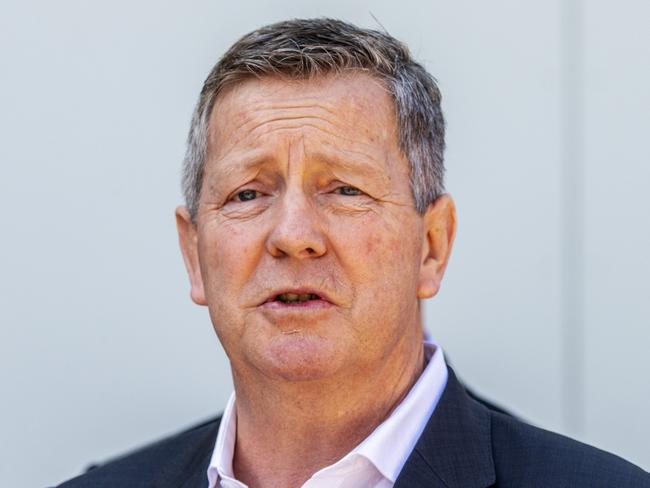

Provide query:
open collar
left=206, top=343, right=448, bottom=488
left=150, top=367, right=495, bottom=488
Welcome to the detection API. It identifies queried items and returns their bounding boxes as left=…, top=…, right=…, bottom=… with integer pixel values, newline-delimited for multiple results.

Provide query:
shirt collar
left=207, top=341, right=447, bottom=488
left=207, top=392, right=238, bottom=488
left=352, top=341, right=447, bottom=482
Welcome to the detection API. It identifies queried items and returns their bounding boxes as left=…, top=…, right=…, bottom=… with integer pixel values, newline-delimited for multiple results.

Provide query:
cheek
left=364, top=233, right=386, bottom=255
left=361, top=222, right=422, bottom=293
left=363, top=234, right=406, bottom=274
left=335, top=217, right=418, bottom=281
left=359, top=216, right=418, bottom=260
left=199, top=223, right=263, bottom=287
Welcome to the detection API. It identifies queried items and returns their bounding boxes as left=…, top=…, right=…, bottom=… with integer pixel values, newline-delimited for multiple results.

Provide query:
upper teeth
left=277, top=293, right=319, bottom=303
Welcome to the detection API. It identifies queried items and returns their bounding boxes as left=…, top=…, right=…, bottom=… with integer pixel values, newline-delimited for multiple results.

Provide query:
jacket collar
left=394, top=367, right=496, bottom=488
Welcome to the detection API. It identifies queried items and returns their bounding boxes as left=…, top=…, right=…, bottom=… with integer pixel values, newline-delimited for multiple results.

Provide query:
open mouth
left=274, top=293, right=322, bottom=304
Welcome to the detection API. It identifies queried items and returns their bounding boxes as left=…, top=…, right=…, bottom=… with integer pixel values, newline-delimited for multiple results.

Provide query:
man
left=57, top=18, right=649, bottom=488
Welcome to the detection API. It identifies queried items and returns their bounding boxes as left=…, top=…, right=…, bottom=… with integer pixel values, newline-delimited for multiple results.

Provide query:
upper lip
left=261, top=287, right=334, bottom=305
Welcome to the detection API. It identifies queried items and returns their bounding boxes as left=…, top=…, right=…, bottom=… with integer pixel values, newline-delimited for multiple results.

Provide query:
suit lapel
left=394, top=367, right=495, bottom=488
left=152, top=417, right=221, bottom=488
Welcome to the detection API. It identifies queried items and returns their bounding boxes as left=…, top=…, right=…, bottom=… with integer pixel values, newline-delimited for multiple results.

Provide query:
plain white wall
left=581, top=0, right=650, bottom=465
left=1, top=1, right=648, bottom=486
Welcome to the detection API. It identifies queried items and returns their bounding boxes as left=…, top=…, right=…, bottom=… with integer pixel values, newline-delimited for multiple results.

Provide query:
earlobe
left=417, top=194, right=457, bottom=299
left=175, top=206, right=207, bottom=306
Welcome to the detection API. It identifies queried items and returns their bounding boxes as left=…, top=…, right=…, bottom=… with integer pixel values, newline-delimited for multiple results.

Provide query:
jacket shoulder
left=55, top=416, right=221, bottom=488
left=489, top=409, right=650, bottom=487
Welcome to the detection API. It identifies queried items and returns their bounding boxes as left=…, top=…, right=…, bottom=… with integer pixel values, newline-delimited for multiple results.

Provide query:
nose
left=266, top=191, right=327, bottom=259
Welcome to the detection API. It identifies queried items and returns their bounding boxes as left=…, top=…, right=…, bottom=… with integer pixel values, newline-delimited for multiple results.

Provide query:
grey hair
left=182, top=18, right=445, bottom=220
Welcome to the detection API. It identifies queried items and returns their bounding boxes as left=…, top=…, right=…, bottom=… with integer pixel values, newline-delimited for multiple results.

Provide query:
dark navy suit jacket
left=56, top=368, right=650, bottom=487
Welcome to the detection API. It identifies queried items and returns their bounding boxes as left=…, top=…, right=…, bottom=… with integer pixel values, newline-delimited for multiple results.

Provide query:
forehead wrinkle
left=247, top=97, right=343, bottom=117
left=212, top=72, right=394, bottom=142
left=212, top=115, right=379, bottom=176
left=241, top=101, right=351, bottom=143
left=220, top=79, right=379, bottom=137
left=208, top=120, right=333, bottom=183
left=247, top=116, right=340, bottom=144
left=286, top=133, right=306, bottom=180
left=210, top=105, right=344, bottom=166
left=232, top=96, right=344, bottom=134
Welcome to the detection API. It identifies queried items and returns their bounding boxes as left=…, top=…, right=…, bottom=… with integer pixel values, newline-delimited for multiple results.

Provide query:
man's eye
left=334, top=186, right=362, bottom=196
left=233, top=189, right=258, bottom=202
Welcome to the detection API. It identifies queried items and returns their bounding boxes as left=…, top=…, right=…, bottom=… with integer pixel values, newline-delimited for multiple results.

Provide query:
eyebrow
left=313, top=143, right=391, bottom=180
left=215, top=148, right=270, bottom=177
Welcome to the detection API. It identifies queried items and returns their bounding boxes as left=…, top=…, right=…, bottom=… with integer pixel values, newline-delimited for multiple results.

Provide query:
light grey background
left=1, top=1, right=648, bottom=487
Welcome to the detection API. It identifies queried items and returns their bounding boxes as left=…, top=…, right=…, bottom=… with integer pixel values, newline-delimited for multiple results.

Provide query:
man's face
left=177, top=73, right=454, bottom=382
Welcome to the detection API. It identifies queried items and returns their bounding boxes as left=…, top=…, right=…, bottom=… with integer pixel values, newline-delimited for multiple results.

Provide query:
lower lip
left=260, top=299, right=333, bottom=311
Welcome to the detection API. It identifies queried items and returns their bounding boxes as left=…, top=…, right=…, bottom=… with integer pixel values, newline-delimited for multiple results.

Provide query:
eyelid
left=333, top=184, right=364, bottom=195
left=228, top=188, right=258, bottom=203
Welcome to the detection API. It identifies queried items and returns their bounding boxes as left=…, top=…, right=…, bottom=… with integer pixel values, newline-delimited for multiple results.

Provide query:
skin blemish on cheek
left=223, top=222, right=244, bottom=236
left=365, top=235, right=383, bottom=254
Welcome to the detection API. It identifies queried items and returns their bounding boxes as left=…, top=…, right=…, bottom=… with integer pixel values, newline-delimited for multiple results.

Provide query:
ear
left=417, top=194, right=457, bottom=299
left=175, top=206, right=207, bottom=306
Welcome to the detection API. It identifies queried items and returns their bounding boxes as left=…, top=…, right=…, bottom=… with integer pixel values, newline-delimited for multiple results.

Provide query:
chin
left=259, top=333, right=348, bottom=382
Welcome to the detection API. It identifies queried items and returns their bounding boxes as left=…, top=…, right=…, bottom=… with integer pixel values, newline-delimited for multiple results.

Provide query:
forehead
left=206, top=72, right=401, bottom=168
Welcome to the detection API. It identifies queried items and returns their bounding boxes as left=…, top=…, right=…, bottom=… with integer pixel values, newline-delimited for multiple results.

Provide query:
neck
left=230, top=328, right=425, bottom=488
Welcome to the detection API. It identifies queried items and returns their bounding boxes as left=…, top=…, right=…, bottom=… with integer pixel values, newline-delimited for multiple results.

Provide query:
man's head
left=176, top=18, right=456, bottom=384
